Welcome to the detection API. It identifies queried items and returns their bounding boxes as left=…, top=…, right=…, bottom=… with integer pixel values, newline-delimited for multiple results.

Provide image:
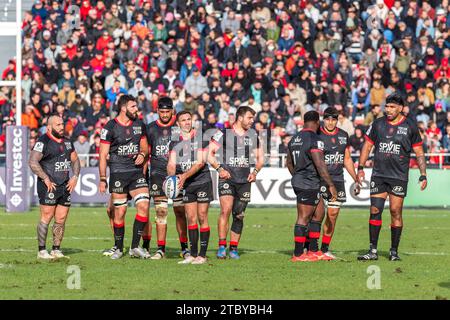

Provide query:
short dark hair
left=236, top=106, right=256, bottom=118
left=117, top=94, right=136, bottom=110
left=158, top=96, right=173, bottom=109
left=385, top=92, right=404, bottom=106
left=323, top=107, right=339, bottom=119
left=304, top=110, right=320, bottom=123
left=176, top=110, right=192, bottom=121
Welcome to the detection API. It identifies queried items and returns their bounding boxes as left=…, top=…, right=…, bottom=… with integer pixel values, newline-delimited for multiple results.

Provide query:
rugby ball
left=163, top=175, right=181, bottom=199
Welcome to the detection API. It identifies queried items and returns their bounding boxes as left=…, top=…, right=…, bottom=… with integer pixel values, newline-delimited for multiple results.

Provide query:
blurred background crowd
left=1, top=0, right=450, bottom=167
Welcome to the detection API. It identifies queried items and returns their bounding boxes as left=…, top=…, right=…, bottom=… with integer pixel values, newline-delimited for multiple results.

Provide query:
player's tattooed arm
left=71, top=151, right=80, bottom=177
left=413, top=145, right=427, bottom=176
left=29, top=150, right=50, bottom=181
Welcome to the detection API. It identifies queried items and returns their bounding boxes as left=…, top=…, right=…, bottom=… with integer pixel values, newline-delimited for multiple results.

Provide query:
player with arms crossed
left=286, top=111, right=338, bottom=262
left=146, top=97, right=189, bottom=259
left=208, top=106, right=264, bottom=259
left=99, top=95, right=150, bottom=260
left=168, top=111, right=212, bottom=265
left=357, top=93, right=428, bottom=261
left=315, top=107, right=361, bottom=260
left=29, top=115, right=80, bottom=259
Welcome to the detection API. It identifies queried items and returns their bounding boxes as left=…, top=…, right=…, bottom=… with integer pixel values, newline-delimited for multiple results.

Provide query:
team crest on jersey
left=397, top=127, right=408, bottom=136
left=338, top=137, right=347, bottom=145
left=65, top=142, right=72, bottom=150
left=33, top=142, right=44, bottom=152
left=317, top=141, right=325, bottom=150
left=133, top=126, right=142, bottom=135
left=101, top=128, right=108, bottom=140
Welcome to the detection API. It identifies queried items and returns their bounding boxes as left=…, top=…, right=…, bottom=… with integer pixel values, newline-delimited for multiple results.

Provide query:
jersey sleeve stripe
left=412, top=141, right=423, bottom=148
left=364, top=135, right=375, bottom=145
left=310, top=149, right=323, bottom=153
left=100, top=140, right=111, bottom=145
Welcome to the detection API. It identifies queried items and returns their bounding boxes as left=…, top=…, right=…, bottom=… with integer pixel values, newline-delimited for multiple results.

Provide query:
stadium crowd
left=1, top=0, right=450, bottom=166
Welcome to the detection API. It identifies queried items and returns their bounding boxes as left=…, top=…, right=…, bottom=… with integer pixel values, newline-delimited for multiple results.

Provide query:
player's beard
left=126, top=110, right=137, bottom=120
left=51, top=128, right=63, bottom=139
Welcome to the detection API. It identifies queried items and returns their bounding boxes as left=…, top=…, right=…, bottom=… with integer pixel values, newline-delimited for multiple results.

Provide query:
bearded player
left=208, top=106, right=264, bottom=259
left=357, top=93, right=427, bottom=261
left=146, top=97, right=189, bottom=259
left=29, top=115, right=80, bottom=259
left=286, top=111, right=338, bottom=262
left=98, top=95, right=150, bottom=259
left=168, top=111, right=213, bottom=265
left=314, top=107, right=361, bottom=260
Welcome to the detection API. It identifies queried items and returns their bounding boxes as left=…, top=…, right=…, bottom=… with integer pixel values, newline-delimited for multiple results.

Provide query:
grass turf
left=0, top=207, right=450, bottom=300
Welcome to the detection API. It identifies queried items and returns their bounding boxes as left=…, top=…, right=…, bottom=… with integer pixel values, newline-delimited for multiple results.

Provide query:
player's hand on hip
left=219, top=169, right=231, bottom=180
left=329, top=185, right=338, bottom=202
left=353, top=181, right=361, bottom=196
left=66, top=176, right=78, bottom=193
left=247, top=172, right=257, bottom=183
left=44, top=177, right=56, bottom=192
left=419, top=175, right=427, bottom=191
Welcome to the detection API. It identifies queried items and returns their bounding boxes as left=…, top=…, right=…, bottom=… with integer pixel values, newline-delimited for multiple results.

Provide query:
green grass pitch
left=0, top=207, right=450, bottom=300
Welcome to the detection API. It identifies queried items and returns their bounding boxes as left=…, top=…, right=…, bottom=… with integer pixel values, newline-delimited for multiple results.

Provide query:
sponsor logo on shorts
left=115, top=181, right=121, bottom=187
left=223, top=183, right=229, bottom=189
left=67, top=195, right=71, bottom=202
left=152, top=184, right=158, bottom=191
left=137, top=178, right=146, bottom=184
left=112, top=188, right=124, bottom=193
left=392, top=186, right=403, bottom=193
left=242, top=192, right=251, bottom=199
left=320, top=186, right=327, bottom=193
left=197, top=191, right=207, bottom=198
left=371, top=181, right=375, bottom=188
left=48, top=192, right=54, bottom=199
left=338, top=191, right=346, bottom=198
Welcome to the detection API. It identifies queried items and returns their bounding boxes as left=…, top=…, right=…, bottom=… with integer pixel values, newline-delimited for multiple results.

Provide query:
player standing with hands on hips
left=286, top=111, right=338, bottom=262
left=29, top=115, right=80, bottom=260
left=208, top=106, right=265, bottom=259
left=357, top=93, right=428, bottom=261
left=98, top=95, right=150, bottom=260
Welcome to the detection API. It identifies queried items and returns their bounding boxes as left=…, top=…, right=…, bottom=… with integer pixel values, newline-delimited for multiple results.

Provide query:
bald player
left=29, top=115, right=80, bottom=260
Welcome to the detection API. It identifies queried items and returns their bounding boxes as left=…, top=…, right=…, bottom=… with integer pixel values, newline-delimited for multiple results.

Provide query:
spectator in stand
left=74, top=131, right=90, bottom=167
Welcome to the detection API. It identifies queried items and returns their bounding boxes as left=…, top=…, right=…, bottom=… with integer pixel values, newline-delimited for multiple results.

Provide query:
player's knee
left=370, top=197, right=385, bottom=214
left=231, top=200, right=247, bottom=234
left=328, top=201, right=341, bottom=210
left=390, top=206, right=402, bottom=218
left=232, top=198, right=248, bottom=216
left=113, top=198, right=128, bottom=207
left=155, top=200, right=168, bottom=224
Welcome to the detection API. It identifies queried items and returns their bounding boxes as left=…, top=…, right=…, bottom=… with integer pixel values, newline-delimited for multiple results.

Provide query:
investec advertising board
left=5, top=126, right=31, bottom=212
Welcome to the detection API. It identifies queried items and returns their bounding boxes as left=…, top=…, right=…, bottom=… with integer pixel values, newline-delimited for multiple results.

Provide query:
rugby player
left=168, top=111, right=212, bottom=265
left=98, top=95, right=150, bottom=259
left=286, top=111, right=338, bottom=262
left=357, top=93, right=427, bottom=261
left=208, top=106, right=264, bottom=259
left=146, top=97, right=189, bottom=259
left=315, top=107, right=361, bottom=260
left=29, top=115, right=80, bottom=259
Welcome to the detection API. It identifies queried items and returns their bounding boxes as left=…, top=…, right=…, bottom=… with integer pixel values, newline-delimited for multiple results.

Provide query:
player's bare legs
left=51, top=205, right=70, bottom=258
left=103, top=198, right=117, bottom=256
left=128, top=188, right=150, bottom=259
left=37, top=205, right=57, bottom=260
left=217, top=195, right=233, bottom=258
left=151, top=196, right=168, bottom=259
left=173, top=204, right=189, bottom=257
left=388, top=194, right=405, bottom=261
left=292, top=203, right=318, bottom=261
left=358, top=192, right=387, bottom=261
left=182, top=202, right=200, bottom=264
left=320, top=198, right=342, bottom=259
